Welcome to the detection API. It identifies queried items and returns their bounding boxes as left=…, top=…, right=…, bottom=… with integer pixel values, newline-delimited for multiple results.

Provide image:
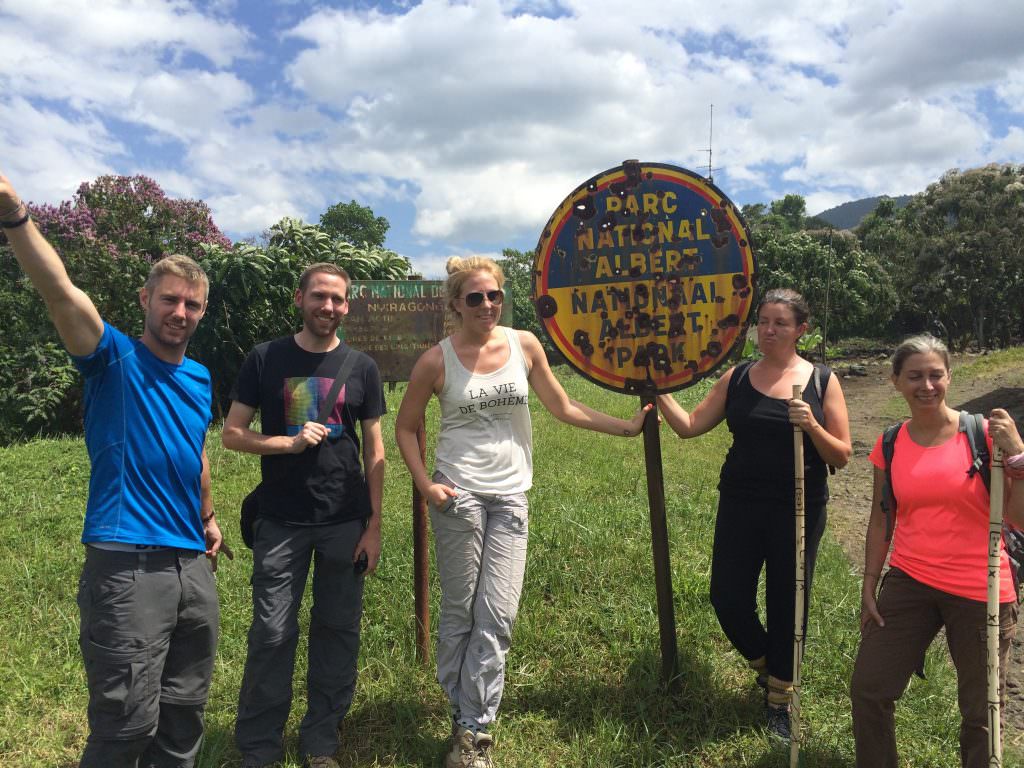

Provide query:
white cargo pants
left=430, top=471, right=529, bottom=731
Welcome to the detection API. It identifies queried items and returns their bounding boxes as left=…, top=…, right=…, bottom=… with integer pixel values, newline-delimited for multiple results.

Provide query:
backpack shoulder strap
left=727, top=360, right=754, bottom=408
left=880, top=421, right=904, bottom=541
left=958, top=411, right=990, bottom=492
left=812, top=363, right=831, bottom=403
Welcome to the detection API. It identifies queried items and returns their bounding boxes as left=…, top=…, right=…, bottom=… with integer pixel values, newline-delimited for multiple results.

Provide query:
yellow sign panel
left=532, top=161, right=756, bottom=394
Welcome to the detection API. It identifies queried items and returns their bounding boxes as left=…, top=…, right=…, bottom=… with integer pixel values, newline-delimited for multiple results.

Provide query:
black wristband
left=1, top=211, right=30, bottom=229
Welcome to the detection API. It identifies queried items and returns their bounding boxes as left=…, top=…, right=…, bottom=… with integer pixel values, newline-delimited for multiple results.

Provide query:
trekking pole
left=987, top=444, right=1004, bottom=767
left=790, top=385, right=806, bottom=768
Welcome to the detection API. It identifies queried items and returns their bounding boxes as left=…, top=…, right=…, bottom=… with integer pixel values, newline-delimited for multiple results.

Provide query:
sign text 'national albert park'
left=532, top=160, right=757, bottom=395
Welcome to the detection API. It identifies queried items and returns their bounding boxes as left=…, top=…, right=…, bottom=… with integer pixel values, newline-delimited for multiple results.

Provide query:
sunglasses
left=462, top=289, right=504, bottom=307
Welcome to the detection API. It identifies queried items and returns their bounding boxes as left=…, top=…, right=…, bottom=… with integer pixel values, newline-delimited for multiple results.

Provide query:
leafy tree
left=893, top=164, right=1024, bottom=349
left=319, top=200, right=390, bottom=247
left=756, top=228, right=897, bottom=340
left=770, top=194, right=808, bottom=232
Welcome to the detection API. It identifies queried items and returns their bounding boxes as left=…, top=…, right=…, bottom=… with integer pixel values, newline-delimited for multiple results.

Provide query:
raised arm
left=789, top=371, right=853, bottom=468
left=656, top=368, right=731, bottom=439
left=0, top=172, right=103, bottom=355
left=990, top=407, right=1024, bottom=528
left=520, top=331, right=649, bottom=436
left=395, top=345, right=456, bottom=507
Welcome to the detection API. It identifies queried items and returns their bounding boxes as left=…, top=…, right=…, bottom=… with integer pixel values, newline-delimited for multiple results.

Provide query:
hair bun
left=445, top=256, right=465, bottom=275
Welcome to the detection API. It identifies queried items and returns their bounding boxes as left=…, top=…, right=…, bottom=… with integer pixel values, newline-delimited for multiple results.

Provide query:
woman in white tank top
left=396, top=256, right=650, bottom=768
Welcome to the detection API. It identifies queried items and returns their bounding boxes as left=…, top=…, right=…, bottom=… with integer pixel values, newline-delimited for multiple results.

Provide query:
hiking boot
left=305, top=755, right=340, bottom=768
left=473, top=731, right=495, bottom=768
left=765, top=704, right=791, bottom=741
left=445, top=726, right=477, bottom=768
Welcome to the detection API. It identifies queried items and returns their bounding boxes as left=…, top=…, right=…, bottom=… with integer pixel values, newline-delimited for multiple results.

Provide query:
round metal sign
left=532, top=160, right=756, bottom=395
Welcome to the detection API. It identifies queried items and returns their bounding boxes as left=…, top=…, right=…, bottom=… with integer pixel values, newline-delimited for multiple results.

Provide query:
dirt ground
left=824, top=352, right=1024, bottom=747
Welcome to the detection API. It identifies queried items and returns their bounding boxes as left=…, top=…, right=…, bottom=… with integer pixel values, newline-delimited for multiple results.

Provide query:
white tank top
left=434, top=327, right=533, bottom=494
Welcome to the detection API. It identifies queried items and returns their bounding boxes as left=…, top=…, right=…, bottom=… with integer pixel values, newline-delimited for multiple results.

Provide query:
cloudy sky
left=2, top=0, right=1022, bottom=276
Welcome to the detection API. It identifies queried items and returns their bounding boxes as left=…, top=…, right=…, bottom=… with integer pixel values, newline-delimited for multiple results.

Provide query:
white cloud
left=1, top=0, right=1022, bottom=255
left=0, top=97, right=122, bottom=204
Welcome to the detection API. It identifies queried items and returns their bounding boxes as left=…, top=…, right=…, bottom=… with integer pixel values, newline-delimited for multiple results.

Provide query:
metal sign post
left=532, top=160, right=756, bottom=685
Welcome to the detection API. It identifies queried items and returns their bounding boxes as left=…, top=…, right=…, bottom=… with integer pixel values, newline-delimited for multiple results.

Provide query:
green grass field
left=0, top=368, right=1018, bottom=767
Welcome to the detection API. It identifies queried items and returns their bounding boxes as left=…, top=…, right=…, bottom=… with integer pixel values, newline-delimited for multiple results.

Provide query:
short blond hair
left=444, top=256, right=505, bottom=328
left=145, top=255, right=209, bottom=300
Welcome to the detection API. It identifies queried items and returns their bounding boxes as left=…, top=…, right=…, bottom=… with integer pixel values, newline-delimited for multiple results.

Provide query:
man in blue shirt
left=1, top=172, right=223, bottom=768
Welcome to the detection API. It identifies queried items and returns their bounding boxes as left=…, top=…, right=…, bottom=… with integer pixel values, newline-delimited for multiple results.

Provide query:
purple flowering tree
left=0, top=175, right=230, bottom=439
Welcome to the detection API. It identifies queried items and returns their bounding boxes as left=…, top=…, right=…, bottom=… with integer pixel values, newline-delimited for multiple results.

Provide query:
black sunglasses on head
left=462, top=289, right=504, bottom=307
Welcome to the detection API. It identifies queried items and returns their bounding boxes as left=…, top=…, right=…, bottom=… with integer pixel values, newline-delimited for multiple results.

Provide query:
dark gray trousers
left=235, top=517, right=365, bottom=764
left=77, top=546, right=219, bottom=768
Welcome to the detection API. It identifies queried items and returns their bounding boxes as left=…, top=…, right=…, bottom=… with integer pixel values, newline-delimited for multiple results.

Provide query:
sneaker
left=306, top=756, right=340, bottom=768
left=765, top=704, right=791, bottom=741
left=445, top=726, right=477, bottom=768
left=473, top=731, right=494, bottom=768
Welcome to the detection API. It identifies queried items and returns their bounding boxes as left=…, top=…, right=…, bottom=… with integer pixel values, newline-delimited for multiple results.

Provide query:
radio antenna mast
left=701, top=104, right=722, bottom=183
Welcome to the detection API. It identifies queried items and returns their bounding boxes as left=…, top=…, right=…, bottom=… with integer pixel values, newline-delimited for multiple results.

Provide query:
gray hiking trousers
left=431, top=472, right=529, bottom=731
left=77, top=545, right=219, bottom=768
left=235, top=517, right=365, bottom=764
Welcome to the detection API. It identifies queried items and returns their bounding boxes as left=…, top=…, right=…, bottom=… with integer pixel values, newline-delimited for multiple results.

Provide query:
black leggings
left=709, top=492, right=827, bottom=682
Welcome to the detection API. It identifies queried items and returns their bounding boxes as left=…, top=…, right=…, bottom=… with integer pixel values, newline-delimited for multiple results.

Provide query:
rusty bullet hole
left=732, top=274, right=749, bottom=289
left=536, top=295, right=557, bottom=318
left=600, top=311, right=608, bottom=319
left=707, top=341, right=722, bottom=357
left=739, top=239, right=747, bottom=248
left=572, top=196, right=596, bottom=220
left=587, top=181, right=598, bottom=192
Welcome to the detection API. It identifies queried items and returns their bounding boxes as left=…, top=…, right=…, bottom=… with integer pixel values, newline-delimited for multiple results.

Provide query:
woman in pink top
left=850, top=334, right=1024, bottom=768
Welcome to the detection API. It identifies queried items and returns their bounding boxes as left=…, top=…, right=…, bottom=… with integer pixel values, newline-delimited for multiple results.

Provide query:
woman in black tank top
left=658, top=289, right=852, bottom=740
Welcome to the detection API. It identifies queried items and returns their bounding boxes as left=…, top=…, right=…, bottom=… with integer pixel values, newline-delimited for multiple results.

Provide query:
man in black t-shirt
left=223, top=263, right=386, bottom=768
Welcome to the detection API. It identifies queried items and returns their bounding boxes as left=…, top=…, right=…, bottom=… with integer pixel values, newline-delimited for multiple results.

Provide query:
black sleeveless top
left=718, top=361, right=830, bottom=504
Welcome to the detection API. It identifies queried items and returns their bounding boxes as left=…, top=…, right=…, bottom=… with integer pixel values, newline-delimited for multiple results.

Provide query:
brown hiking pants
left=850, top=568, right=1018, bottom=768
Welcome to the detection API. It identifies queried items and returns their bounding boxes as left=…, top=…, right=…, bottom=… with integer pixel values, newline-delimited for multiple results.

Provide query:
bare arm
left=354, top=417, right=385, bottom=573
left=199, top=448, right=223, bottom=559
left=395, top=346, right=457, bottom=509
left=221, top=400, right=329, bottom=454
left=790, top=372, right=853, bottom=468
left=861, top=467, right=891, bottom=631
left=521, top=332, right=649, bottom=435
left=656, top=368, right=731, bottom=439
left=0, top=172, right=103, bottom=355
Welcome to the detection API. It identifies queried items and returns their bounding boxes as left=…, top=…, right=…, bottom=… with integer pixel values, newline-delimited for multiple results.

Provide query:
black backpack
left=879, top=411, right=1024, bottom=591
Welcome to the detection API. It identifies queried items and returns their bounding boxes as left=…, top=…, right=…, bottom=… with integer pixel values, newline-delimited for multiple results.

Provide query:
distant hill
left=812, top=194, right=913, bottom=230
